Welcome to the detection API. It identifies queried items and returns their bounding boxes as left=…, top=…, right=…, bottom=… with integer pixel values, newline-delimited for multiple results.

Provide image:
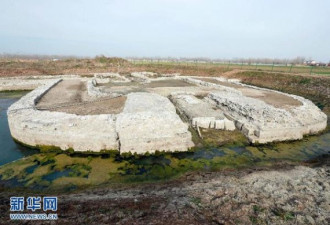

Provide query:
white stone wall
left=86, top=80, right=109, bottom=97
left=179, top=77, right=242, bottom=95
left=94, top=73, right=130, bottom=83
left=87, top=79, right=123, bottom=98
left=171, top=94, right=235, bottom=130
left=8, top=82, right=194, bottom=153
left=8, top=80, right=119, bottom=152
left=209, top=92, right=327, bottom=143
left=182, top=76, right=327, bottom=143
left=116, top=92, right=194, bottom=154
left=130, top=72, right=152, bottom=83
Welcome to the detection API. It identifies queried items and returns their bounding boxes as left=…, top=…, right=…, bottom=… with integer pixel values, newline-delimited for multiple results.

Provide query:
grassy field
left=130, top=60, right=330, bottom=76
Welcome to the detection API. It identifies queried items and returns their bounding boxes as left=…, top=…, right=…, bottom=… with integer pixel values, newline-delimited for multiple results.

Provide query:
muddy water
left=0, top=92, right=329, bottom=190
left=0, top=92, right=37, bottom=166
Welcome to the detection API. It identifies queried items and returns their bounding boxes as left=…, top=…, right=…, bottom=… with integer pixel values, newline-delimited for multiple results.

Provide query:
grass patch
left=272, top=207, right=295, bottom=221
left=68, top=164, right=91, bottom=178
left=190, top=197, right=202, bottom=206
left=299, top=78, right=311, bottom=84
left=200, top=128, right=249, bottom=147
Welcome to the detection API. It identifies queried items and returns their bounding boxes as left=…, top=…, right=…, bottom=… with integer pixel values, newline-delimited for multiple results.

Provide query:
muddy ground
left=0, top=156, right=329, bottom=225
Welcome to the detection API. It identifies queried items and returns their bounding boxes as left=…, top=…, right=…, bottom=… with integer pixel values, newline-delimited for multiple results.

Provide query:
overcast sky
left=0, top=0, right=329, bottom=61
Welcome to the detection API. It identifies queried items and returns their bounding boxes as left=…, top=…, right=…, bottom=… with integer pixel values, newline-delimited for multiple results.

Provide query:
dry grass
left=0, top=57, right=129, bottom=77
left=0, top=57, right=231, bottom=77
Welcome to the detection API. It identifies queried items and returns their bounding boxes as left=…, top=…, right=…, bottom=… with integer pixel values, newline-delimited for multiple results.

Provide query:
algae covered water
left=0, top=92, right=329, bottom=191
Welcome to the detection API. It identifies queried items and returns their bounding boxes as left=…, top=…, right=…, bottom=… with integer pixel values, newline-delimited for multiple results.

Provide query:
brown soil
left=146, top=79, right=195, bottom=88
left=36, top=80, right=126, bottom=115
left=97, top=79, right=196, bottom=96
left=199, top=77, right=302, bottom=108
left=37, top=80, right=86, bottom=106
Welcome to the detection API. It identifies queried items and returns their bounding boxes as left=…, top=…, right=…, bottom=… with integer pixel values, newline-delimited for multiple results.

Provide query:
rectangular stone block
left=117, top=92, right=194, bottom=154
left=224, top=118, right=236, bottom=131
left=214, top=120, right=225, bottom=129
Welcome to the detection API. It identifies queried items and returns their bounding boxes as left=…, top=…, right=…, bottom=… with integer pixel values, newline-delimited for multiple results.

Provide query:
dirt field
left=97, top=79, right=196, bottom=96
left=198, top=77, right=302, bottom=108
left=36, top=80, right=126, bottom=115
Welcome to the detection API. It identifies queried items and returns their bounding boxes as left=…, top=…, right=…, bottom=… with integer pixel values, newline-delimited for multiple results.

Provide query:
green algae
left=0, top=90, right=30, bottom=98
left=1, top=130, right=329, bottom=192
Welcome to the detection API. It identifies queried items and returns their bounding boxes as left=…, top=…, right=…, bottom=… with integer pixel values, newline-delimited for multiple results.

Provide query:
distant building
left=316, top=62, right=326, bottom=66
left=304, top=60, right=326, bottom=66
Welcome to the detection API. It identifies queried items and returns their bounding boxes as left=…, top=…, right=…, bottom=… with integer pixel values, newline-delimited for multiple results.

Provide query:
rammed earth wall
left=5, top=74, right=328, bottom=152
left=7, top=80, right=194, bottom=153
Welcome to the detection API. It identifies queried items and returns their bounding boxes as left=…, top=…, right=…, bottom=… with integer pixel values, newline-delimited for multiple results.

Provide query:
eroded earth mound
left=3, top=72, right=327, bottom=154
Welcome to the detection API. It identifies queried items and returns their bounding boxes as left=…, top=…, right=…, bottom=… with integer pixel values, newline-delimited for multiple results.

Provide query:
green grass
left=272, top=208, right=295, bottom=221
left=132, top=61, right=330, bottom=75
left=0, top=90, right=30, bottom=98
